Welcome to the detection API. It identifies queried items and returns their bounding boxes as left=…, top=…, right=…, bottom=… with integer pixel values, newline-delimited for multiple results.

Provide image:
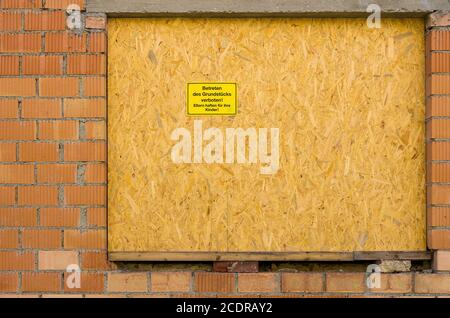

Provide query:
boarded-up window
left=108, top=18, right=425, bottom=260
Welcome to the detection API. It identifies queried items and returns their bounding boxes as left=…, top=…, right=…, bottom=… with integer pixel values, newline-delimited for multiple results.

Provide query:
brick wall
left=427, top=11, right=450, bottom=272
left=0, top=0, right=450, bottom=297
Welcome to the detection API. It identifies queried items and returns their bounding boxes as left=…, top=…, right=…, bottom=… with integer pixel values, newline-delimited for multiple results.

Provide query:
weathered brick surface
left=39, top=251, right=78, bottom=270
left=151, top=272, right=192, bottom=292
left=433, top=251, right=450, bottom=272
left=63, top=273, right=105, bottom=293
left=85, top=16, right=106, bottom=30
left=415, top=274, right=450, bottom=293
left=368, top=273, right=412, bottom=294
left=281, top=273, right=323, bottom=293
left=108, top=273, right=148, bottom=293
left=326, top=273, right=366, bottom=293
left=238, top=273, right=279, bottom=293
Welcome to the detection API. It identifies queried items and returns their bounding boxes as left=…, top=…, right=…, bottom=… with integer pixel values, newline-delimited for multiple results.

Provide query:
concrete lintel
left=87, top=0, right=450, bottom=18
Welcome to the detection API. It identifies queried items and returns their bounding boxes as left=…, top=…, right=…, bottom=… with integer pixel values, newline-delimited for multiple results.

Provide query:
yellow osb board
left=108, top=18, right=425, bottom=254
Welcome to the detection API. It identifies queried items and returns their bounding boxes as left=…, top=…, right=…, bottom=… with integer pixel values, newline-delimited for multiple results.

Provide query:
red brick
left=22, top=272, right=60, bottom=292
left=0, top=273, right=18, bottom=292
left=151, top=272, right=192, bottom=292
left=83, top=77, right=105, bottom=96
left=326, top=273, right=365, bottom=293
left=40, top=207, right=79, bottom=226
left=45, top=32, right=86, bottom=53
left=37, top=163, right=77, bottom=183
left=428, top=163, right=450, bottom=183
left=45, top=0, right=84, bottom=10
left=23, top=55, right=62, bottom=75
left=85, top=121, right=105, bottom=140
left=427, top=11, right=450, bottom=28
left=238, top=273, right=278, bottom=293
left=40, top=77, right=79, bottom=97
left=85, top=163, right=106, bottom=183
left=63, top=272, right=105, bottom=293
left=81, top=251, right=113, bottom=270
left=108, top=273, right=148, bottom=292
left=431, top=75, right=450, bottom=95
left=22, top=229, right=61, bottom=248
left=368, top=273, right=412, bottom=293
left=19, top=142, right=59, bottom=162
left=0, top=186, right=15, bottom=205
left=0, top=208, right=36, bottom=226
left=427, top=119, right=450, bottom=139
left=0, top=229, right=19, bottom=248
left=0, top=99, right=18, bottom=118
left=428, top=207, right=450, bottom=226
left=0, top=12, right=21, bottom=31
left=0, top=143, right=16, bottom=161
left=22, top=99, right=61, bottom=118
left=427, top=142, right=450, bottom=161
left=39, top=250, right=78, bottom=270
left=1, top=0, right=41, bottom=8
left=87, top=207, right=106, bottom=226
left=428, top=229, right=450, bottom=249
left=39, top=120, right=78, bottom=140
left=25, top=11, right=66, bottom=31
left=67, top=55, right=105, bottom=74
left=0, top=251, right=35, bottom=270
left=85, top=16, right=106, bottom=29
left=0, top=164, right=34, bottom=183
left=415, top=273, right=450, bottom=293
left=0, top=56, right=19, bottom=75
left=18, top=185, right=58, bottom=205
left=195, top=273, right=235, bottom=293
left=0, top=121, right=35, bottom=140
left=430, top=30, right=450, bottom=51
left=434, top=251, right=450, bottom=272
left=64, top=142, right=106, bottom=161
left=63, top=98, right=106, bottom=118
left=281, top=273, right=323, bottom=293
left=431, top=52, right=450, bottom=73
left=0, top=33, right=41, bottom=52
left=88, top=32, right=106, bottom=53
left=428, top=185, right=450, bottom=205
left=427, top=96, right=450, bottom=118
left=64, top=229, right=106, bottom=249
left=0, top=78, right=35, bottom=96
left=64, top=185, right=106, bottom=205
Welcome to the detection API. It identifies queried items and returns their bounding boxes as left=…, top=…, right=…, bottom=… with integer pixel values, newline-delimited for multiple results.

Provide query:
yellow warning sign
left=187, top=83, right=237, bottom=116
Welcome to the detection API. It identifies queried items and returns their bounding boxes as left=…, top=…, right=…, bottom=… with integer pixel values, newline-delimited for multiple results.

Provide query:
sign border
left=186, top=82, right=238, bottom=116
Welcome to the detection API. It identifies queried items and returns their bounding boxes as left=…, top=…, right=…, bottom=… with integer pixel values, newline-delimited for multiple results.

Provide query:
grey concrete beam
left=86, top=0, right=450, bottom=18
